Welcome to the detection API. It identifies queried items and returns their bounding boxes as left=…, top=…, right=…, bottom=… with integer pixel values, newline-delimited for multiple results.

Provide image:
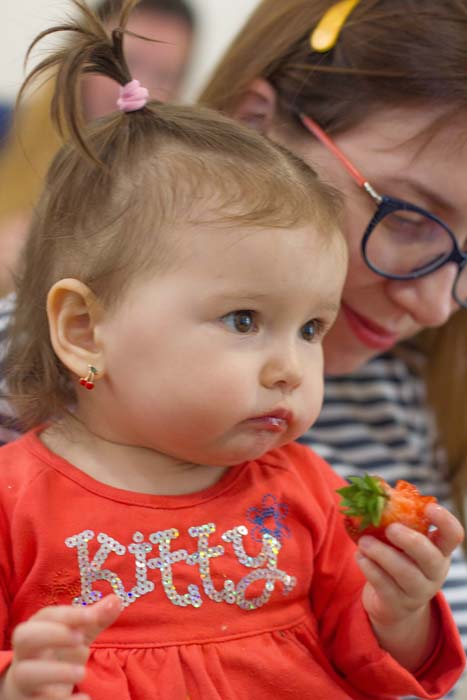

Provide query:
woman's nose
left=386, top=262, right=458, bottom=327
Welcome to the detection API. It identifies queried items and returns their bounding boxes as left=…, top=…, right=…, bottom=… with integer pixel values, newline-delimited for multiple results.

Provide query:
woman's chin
left=323, top=342, right=384, bottom=376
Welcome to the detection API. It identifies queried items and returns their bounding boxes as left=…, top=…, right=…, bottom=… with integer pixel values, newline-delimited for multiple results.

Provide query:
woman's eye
left=301, top=319, right=322, bottom=342
left=382, top=212, right=441, bottom=243
left=221, top=310, right=257, bottom=333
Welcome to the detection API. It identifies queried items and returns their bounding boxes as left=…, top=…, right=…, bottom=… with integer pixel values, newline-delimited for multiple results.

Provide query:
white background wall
left=1, top=0, right=260, bottom=103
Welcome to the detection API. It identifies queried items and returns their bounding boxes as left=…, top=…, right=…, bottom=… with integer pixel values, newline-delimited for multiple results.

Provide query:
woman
left=200, top=0, right=467, bottom=695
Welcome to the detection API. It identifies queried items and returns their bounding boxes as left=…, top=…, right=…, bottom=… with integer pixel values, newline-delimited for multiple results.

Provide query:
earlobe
left=231, top=78, right=278, bottom=133
left=47, top=279, right=105, bottom=381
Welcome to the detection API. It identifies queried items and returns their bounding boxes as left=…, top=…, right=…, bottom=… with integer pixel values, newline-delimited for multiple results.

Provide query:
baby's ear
left=231, top=78, right=278, bottom=133
left=47, top=278, right=105, bottom=380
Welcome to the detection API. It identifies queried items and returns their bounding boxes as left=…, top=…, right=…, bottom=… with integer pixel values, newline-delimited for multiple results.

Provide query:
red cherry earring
left=79, top=365, right=98, bottom=390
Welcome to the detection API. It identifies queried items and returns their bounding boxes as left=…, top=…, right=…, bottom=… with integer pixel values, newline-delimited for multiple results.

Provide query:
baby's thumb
left=82, top=594, right=123, bottom=644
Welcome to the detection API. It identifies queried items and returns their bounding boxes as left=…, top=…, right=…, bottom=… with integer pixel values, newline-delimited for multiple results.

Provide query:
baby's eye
left=301, top=319, right=323, bottom=342
left=221, top=310, right=257, bottom=333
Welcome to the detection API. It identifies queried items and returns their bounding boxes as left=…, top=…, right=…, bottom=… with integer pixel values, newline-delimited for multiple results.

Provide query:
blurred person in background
left=0, top=0, right=196, bottom=298
left=83, top=0, right=195, bottom=116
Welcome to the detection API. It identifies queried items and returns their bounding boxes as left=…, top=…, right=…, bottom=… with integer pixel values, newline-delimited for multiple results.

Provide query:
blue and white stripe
left=300, top=352, right=467, bottom=699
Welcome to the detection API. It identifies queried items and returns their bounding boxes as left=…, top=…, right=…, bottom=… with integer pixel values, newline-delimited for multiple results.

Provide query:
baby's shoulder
left=0, top=430, right=52, bottom=495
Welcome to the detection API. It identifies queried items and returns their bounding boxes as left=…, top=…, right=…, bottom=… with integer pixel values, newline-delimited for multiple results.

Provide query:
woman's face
left=271, top=106, right=467, bottom=374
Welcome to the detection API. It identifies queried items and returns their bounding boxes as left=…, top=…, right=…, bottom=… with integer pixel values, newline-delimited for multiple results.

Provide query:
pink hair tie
left=117, top=79, right=149, bottom=112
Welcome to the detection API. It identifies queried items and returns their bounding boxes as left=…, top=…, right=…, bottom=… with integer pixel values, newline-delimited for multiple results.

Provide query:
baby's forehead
left=170, top=217, right=339, bottom=254
left=164, top=220, right=345, bottom=285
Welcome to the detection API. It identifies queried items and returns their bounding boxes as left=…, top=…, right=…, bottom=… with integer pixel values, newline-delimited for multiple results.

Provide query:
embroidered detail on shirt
left=246, top=494, right=290, bottom=543
left=65, top=522, right=296, bottom=611
left=39, top=569, right=82, bottom=606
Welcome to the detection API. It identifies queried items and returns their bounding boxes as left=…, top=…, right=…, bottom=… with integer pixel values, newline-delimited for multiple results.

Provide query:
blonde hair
left=6, top=0, right=342, bottom=431
left=200, top=0, right=467, bottom=504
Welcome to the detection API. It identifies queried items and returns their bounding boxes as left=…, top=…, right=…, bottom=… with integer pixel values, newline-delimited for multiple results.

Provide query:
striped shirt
left=300, top=352, right=467, bottom=699
left=0, top=295, right=20, bottom=445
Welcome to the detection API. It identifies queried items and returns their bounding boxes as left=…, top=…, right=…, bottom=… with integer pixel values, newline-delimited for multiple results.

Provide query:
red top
left=0, top=430, right=464, bottom=699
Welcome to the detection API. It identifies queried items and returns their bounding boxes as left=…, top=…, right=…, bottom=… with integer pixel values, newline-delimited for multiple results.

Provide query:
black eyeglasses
left=300, top=114, right=467, bottom=308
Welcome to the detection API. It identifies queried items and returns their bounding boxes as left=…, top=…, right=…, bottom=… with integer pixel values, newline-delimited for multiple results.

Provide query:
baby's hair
left=6, top=0, right=343, bottom=430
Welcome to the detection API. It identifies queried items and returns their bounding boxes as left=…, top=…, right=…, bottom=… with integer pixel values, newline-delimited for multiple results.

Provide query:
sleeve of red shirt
left=0, top=492, right=14, bottom=678
left=289, top=443, right=466, bottom=699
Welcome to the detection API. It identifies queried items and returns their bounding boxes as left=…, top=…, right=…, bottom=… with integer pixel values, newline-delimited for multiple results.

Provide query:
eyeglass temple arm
left=300, top=114, right=382, bottom=203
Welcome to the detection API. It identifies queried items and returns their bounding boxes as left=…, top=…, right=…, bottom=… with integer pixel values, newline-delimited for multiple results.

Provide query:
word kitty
left=66, top=522, right=297, bottom=612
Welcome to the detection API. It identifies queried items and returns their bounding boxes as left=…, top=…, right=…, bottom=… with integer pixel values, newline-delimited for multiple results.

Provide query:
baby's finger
left=36, top=689, right=90, bottom=700
left=425, top=504, right=465, bottom=557
left=32, top=604, right=93, bottom=627
left=355, top=552, right=404, bottom=616
left=384, top=524, right=448, bottom=583
left=12, top=620, right=85, bottom=660
left=80, top=594, right=123, bottom=645
left=358, top=536, right=427, bottom=602
left=10, top=659, right=85, bottom=694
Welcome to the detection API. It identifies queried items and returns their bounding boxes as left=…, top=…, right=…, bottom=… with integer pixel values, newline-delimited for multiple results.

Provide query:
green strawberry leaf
left=336, top=474, right=388, bottom=528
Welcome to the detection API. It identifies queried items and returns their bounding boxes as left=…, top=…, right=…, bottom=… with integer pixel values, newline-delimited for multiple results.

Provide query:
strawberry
left=336, top=474, right=437, bottom=544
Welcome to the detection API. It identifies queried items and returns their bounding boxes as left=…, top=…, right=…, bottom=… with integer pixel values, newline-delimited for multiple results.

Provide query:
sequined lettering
left=147, top=529, right=202, bottom=608
left=65, top=522, right=296, bottom=611
left=65, top=530, right=128, bottom=606
left=186, top=523, right=237, bottom=604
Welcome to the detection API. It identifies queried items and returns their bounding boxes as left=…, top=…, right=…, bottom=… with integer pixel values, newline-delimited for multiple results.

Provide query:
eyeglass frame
left=299, top=114, right=467, bottom=308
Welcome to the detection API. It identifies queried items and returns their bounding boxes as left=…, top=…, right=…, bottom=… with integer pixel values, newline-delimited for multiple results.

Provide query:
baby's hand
left=0, top=594, right=122, bottom=700
left=356, top=503, right=464, bottom=668
left=356, top=503, right=463, bottom=624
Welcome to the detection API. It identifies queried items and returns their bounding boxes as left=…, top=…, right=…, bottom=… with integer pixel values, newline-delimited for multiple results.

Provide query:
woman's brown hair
left=200, top=0, right=467, bottom=512
left=6, top=0, right=343, bottom=431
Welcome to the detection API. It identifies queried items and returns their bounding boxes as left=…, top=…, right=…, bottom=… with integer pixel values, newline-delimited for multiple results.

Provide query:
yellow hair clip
left=310, top=0, right=361, bottom=52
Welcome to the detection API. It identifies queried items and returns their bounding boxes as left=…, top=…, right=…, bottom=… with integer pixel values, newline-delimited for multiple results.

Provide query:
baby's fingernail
left=358, top=536, right=374, bottom=551
left=71, top=630, right=84, bottom=644
left=73, top=665, right=85, bottom=680
left=427, top=503, right=443, bottom=514
left=105, top=595, right=123, bottom=611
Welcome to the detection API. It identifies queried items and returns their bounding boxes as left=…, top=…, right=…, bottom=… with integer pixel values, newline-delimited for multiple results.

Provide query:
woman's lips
left=342, top=303, right=400, bottom=351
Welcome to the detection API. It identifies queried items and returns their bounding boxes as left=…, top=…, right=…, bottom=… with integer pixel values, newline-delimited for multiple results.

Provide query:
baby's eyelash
left=220, top=310, right=258, bottom=334
left=300, top=318, right=328, bottom=342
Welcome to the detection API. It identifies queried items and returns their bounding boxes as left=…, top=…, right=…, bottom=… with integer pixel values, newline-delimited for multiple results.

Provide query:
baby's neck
left=40, top=419, right=228, bottom=496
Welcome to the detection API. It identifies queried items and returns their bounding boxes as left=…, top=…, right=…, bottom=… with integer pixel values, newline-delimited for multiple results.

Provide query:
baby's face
left=91, top=222, right=347, bottom=467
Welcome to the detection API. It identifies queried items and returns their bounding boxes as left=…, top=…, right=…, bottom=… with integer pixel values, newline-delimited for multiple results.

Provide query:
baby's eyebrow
left=214, top=291, right=270, bottom=302
left=213, top=292, right=341, bottom=315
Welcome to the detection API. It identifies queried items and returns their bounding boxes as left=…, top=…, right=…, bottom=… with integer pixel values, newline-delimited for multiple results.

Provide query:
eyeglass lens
left=364, top=209, right=467, bottom=306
